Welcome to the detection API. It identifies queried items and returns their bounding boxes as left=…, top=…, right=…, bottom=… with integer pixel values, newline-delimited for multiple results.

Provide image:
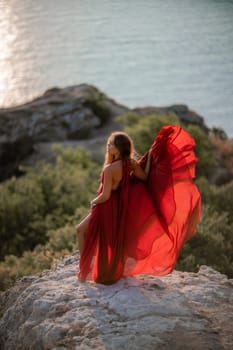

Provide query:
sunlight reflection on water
left=0, top=0, right=232, bottom=135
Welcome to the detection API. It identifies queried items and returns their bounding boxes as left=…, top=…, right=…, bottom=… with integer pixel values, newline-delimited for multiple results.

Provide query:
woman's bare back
left=108, top=158, right=148, bottom=190
left=107, top=160, right=123, bottom=190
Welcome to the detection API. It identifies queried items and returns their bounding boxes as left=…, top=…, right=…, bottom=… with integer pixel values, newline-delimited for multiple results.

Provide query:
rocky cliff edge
left=0, top=252, right=232, bottom=350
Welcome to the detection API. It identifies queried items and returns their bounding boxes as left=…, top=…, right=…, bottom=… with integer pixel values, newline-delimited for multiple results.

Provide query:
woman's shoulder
left=103, top=164, right=112, bottom=172
left=129, top=158, right=138, bottom=168
left=103, top=159, right=138, bottom=173
left=103, top=161, right=121, bottom=172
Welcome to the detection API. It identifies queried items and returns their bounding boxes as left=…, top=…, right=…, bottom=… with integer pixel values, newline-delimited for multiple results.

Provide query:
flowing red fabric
left=78, top=125, right=201, bottom=284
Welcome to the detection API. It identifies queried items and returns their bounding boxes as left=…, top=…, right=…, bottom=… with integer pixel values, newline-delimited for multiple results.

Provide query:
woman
left=77, top=126, right=201, bottom=284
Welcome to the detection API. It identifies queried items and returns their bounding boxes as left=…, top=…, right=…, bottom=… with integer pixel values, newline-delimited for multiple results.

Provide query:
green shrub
left=177, top=204, right=233, bottom=277
left=0, top=147, right=100, bottom=260
left=0, top=206, right=89, bottom=291
left=209, top=181, right=233, bottom=223
left=178, top=179, right=233, bottom=276
left=185, top=124, right=217, bottom=178
left=85, top=90, right=110, bottom=125
left=196, top=178, right=233, bottom=224
left=118, top=113, right=217, bottom=178
left=118, top=112, right=180, bottom=155
left=0, top=176, right=47, bottom=258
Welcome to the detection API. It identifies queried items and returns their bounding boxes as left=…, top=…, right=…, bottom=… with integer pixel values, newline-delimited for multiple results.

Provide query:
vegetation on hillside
left=0, top=146, right=99, bottom=290
left=0, top=114, right=232, bottom=291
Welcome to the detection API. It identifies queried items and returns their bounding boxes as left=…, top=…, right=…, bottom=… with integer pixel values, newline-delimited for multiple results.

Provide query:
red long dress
left=78, top=126, right=202, bottom=284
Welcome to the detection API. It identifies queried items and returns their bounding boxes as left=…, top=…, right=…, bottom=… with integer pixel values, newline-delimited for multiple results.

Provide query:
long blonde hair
left=104, top=132, right=135, bottom=165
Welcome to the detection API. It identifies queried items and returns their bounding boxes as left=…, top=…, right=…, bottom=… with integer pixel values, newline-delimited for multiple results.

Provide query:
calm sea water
left=0, top=0, right=233, bottom=135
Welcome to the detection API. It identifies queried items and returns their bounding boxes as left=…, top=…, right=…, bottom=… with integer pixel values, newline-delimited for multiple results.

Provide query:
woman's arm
left=144, top=150, right=152, bottom=178
left=131, top=151, right=152, bottom=181
left=91, top=166, right=112, bottom=208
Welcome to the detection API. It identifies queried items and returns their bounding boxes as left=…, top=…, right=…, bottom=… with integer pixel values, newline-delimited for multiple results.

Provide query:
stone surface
left=133, top=104, right=207, bottom=130
left=0, top=84, right=210, bottom=182
left=0, top=252, right=232, bottom=350
left=0, top=84, right=128, bottom=181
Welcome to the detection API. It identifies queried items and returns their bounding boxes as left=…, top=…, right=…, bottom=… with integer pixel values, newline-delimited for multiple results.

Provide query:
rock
left=0, top=85, right=208, bottom=183
left=133, top=104, right=208, bottom=131
left=0, top=253, right=232, bottom=350
left=0, top=134, right=34, bottom=180
left=0, top=84, right=128, bottom=182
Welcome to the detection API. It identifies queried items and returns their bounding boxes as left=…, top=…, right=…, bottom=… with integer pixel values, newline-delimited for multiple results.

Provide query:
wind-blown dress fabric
left=78, top=126, right=202, bottom=284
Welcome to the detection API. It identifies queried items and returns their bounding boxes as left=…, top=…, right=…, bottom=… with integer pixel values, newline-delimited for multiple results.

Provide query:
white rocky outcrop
left=0, top=252, right=232, bottom=350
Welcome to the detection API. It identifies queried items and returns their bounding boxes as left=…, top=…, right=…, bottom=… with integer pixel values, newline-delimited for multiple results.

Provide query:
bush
left=196, top=178, right=233, bottom=224
left=118, top=113, right=217, bottom=178
left=118, top=112, right=180, bottom=155
left=178, top=178, right=233, bottom=276
left=0, top=206, right=89, bottom=291
left=0, top=147, right=100, bottom=260
left=185, top=124, right=217, bottom=178
left=85, top=90, right=111, bottom=125
left=177, top=204, right=233, bottom=277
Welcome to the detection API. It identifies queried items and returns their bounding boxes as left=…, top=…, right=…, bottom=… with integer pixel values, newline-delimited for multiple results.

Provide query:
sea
left=0, top=0, right=233, bottom=136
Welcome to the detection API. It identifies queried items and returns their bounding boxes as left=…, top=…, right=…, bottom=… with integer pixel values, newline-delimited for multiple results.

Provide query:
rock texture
left=133, top=104, right=207, bottom=130
left=0, top=84, right=128, bottom=181
left=0, top=84, right=208, bottom=182
left=0, top=252, right=232, bottom=350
